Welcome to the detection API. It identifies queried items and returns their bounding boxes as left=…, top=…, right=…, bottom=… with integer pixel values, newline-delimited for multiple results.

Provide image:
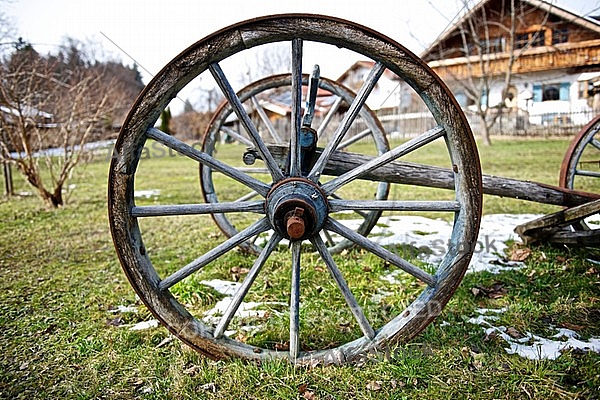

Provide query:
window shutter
left=532, top=84, right=542, bottom=102
left=480, top=89, right=488, bottom=106
left=559, top=82, right=570, bottom=101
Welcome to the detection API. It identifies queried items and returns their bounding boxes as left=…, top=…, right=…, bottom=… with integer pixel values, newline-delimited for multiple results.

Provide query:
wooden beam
left=514, top=199, right=600, bottom=244
left=262, top=145, right=599, bottom=207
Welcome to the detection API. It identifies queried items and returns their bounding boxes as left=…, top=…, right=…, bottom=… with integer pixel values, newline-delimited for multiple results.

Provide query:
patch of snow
left=468, top=214, right=540, bottom=274
left=380, top=270, right=402, bottom=285
left=202, top=297, right=284, bottom=327
left=468, top=308, right=600, bottom=360
left=129, top=319, right=160, bottom=331
left=370, top=289, right=393, bottom=304
left=467, top=314, right=500, bottom=325
left=200, top=279, right=242, bottom=296
left=340, top=214, right=543, bottom=274
left=108, top=305, right=138, bottom=313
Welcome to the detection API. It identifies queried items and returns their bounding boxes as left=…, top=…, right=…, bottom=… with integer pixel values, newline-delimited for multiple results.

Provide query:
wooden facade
left=423, top=0, right=600, bottom=80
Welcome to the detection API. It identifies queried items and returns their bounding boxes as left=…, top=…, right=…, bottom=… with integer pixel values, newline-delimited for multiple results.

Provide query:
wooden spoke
left=209, top=63, right=284, bottom=181
left=308, top=62, right=386, bottom=182
left=289, top=241, right=301, bottom=361
left=159, top=218, right=271, bottom=290
left=322, top=229, right=335, bottom=247
left=328, top=199, right=461, bottom=213
left=316, top=96, right=344, bottom=137
left=234, top=190, right=260, bottom=202
left=575, top=169, right=600, bottom=179
left=219, top=126, right=254, bottom=147
left=321, top=125, right=446, bottom=195
left=131, top=201, right=265, bottom=217
left=338, top=128, right=372, bottom=149
left=328, top=192, right=369, bottom=219
left=213, top=233, right=283, bottom=339
left=290, top=39, right=303, bottom=177
left=146, top=127, right=270, bottom=196
left=302, top=64, right=320, bottom=127
left=237, top=167, right=270, bottom=174
left=324, top=218, right=436, bottom=286
left=250, top=96, right=282, bottom=144
left=311, top=235, right=375, bottom=340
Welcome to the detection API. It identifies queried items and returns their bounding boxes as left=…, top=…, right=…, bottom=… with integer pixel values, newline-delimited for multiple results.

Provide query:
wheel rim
left=200, top=73, right=390, bottom=254
left=108, top=14, right=482, bottom=364
left=559, top=115, right=600, bottom=231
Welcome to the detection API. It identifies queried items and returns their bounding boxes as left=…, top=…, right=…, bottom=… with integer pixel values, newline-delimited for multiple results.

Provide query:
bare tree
left=427, top=0, right=551, bottom=145
left=239, top=43, right=292, bottom=85
left=0, top=41, right=133, bottom=207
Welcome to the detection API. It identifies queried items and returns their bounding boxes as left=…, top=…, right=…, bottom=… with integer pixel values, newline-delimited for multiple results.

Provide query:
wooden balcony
left=428, top=39, right=600, bottom=80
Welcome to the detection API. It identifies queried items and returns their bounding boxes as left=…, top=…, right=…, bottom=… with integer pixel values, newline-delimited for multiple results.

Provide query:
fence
left=222, top=107, right=599, bottom=148
left=375, top=108, right=600, bottom=138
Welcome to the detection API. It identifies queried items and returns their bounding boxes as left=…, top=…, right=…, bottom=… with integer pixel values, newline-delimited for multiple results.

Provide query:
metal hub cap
left=266, top=178, right=328, bottom=241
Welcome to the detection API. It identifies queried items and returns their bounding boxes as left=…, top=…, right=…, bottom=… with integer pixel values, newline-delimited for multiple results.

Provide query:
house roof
left=336, top=60, right=400, bottom=83
left=1, top=104, right=53, bottom=119
left=421, top=0, right=600, bottom=60
left=0, top=104, right=56, bottom=129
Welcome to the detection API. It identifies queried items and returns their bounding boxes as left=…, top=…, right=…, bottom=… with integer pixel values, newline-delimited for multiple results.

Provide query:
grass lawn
left=1, top=137, right=599, bottom=399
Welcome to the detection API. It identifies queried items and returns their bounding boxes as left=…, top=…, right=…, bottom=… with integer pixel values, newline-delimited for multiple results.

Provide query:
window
left=514, top=30, right=546, bottom=49
left=515, top=33, right=529, bottom=49
left=488, top=37, right=506, bottom=53
left=480, top=89, right=488, bottom=107
left=479, top=37, right=506, bottom=53
left=552, top=28, right=568, bottom=44
left=543, top=85, right=559, bottom=101
left=532, top=82, right=570, bottom=102
left=531, top=31, right=546, bottom=47
left=579, top=80, right=598, bottom=99
left=466, top=37, right=506, bottom=55
left=579, top=81, right=588, bottom=99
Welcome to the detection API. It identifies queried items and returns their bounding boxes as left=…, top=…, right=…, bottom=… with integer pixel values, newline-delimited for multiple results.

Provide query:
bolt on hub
left=266, top=178, right=328, bottom=241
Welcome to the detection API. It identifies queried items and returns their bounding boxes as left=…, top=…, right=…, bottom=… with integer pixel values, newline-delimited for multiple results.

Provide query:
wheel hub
left=266, top=178, right=328, bottom=241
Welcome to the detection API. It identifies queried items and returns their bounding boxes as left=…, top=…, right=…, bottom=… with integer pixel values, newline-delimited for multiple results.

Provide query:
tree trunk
left=51, top=184, right=63, bottom=207
left=37, top=185, right=63, bottom=208
left=481, top=122, right=492, bottom=146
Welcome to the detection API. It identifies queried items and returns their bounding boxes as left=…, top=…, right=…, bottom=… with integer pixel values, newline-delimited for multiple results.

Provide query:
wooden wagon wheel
left=108, top=14, right=482, bottom=364
left=200, top=73, right=390, bottom=254
left=559, top=115, right=600, bottom=232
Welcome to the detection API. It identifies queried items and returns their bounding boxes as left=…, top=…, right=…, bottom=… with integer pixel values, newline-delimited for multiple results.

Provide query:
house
left=0, top=104, right=56, bottom=130
left=218, top=82, right=345, bottom=144
left=335, top=61, right=405, bottom=111
left=334, top=0, right=600, bottom=136
left=421, top=0, right=600, bottom=130
left=336, top=61, right=432, bottom=137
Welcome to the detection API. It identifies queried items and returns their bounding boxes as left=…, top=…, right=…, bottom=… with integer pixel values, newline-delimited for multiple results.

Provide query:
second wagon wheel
left=559, top=115, right=600, bottom=232
left=200, top=73, right=390, bottom=254
left=108, top=14, right=482, bottom=364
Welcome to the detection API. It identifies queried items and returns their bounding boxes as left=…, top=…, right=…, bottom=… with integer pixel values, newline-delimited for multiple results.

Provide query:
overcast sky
left=5, top=0, right=600, bottom=111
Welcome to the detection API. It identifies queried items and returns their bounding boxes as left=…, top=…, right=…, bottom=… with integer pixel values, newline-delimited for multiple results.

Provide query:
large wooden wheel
left=559, top=115, right=600, bottom=233
left=108, top=14, right=482, bottom=364
left=200, top=73, right=390, bottom=254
